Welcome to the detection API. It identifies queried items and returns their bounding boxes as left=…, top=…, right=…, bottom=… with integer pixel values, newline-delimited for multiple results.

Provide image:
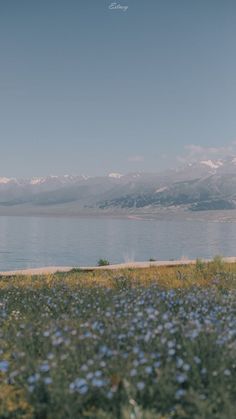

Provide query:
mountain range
left=2, top=157, right=236, bottom=215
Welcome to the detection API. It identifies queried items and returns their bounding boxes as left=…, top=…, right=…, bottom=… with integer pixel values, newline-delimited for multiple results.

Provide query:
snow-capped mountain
left=200, top=160, right=223, bottom=170
left=108, top=173, right=123, bottom=179
left=0, top=177, right=18, bottom=185
left=2, top=157, right=236, bottom=213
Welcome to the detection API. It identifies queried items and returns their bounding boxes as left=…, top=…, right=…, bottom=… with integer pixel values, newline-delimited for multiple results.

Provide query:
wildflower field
left=2, top=258, right=236, bottom=418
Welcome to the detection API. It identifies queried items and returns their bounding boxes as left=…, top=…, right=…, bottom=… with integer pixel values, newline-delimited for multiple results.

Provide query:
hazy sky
left=1, top=0, right=236, bottom=177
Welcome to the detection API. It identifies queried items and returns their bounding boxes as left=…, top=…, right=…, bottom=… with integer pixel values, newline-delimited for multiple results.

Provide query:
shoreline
left=1, top=256, right=236, bottom=276
left=2, top=208, right=236, bottom=223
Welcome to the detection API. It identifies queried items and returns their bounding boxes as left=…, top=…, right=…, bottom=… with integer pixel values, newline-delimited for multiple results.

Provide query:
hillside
left=2, top=157, right=236, bottom=214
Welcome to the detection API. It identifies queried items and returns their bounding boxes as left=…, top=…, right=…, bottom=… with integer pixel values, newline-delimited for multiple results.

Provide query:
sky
left=1, top=0, right=236, bottom=177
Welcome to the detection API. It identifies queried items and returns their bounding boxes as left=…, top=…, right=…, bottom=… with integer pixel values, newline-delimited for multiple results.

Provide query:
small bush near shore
left=98, top=258, right=110, bottom=266
left=2, top=263, right=236, bottom=418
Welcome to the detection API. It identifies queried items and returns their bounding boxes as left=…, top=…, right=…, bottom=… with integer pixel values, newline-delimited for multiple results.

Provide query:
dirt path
left=1, top=256, right=236, bottom=276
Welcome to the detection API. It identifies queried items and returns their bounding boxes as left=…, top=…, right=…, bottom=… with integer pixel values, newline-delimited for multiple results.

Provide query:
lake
left=0, top=215, right=236, bottom=271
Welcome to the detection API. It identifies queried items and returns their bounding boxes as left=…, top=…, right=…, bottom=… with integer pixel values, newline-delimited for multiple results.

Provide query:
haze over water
left=0, top=216, right=235, bottom=271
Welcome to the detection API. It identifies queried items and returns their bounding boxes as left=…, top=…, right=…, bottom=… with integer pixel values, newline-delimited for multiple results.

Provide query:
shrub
left=195, top=258, right=207, bottom=272
left=210, top=255, right=225, bottom=274
left=97, top=259, right=110, bottom=266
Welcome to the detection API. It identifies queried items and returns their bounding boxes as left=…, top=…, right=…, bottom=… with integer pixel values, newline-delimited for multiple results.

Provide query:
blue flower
left=0, top=360, right=9, bottom=373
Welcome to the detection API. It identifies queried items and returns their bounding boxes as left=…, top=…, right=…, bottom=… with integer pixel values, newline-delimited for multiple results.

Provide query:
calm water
left=0, top=216, right=236, bottom=270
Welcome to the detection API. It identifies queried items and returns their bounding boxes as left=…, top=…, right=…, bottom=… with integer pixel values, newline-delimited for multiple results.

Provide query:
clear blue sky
left=1, top=0, right=236, bottom=177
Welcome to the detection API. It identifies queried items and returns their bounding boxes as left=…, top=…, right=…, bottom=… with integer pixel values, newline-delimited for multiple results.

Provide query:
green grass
left=1, top=261, right=236, bottom=418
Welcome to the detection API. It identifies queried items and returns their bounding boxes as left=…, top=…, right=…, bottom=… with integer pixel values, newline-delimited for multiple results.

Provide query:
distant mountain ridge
left=2, top=157, right=236, bottom=213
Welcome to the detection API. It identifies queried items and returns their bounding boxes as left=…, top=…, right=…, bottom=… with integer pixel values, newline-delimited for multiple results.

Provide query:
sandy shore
left=1, top=256, right=236, bottom=276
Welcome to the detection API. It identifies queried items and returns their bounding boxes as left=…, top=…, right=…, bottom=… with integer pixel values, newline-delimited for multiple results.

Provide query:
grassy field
left=2, top=257, right=236, bottom=418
